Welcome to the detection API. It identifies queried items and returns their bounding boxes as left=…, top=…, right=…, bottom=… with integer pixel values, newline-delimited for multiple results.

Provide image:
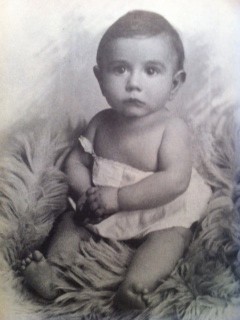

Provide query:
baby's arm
left=64, top=146, right=92, bottom=202
left=118, top=118, right=192, bottom=211
left=64, top=115, right=100, bottom=202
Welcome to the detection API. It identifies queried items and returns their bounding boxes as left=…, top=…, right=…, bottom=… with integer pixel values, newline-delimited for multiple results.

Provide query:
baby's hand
left=76, top=193, right=104, bottom=225
left=86, top=186, right=119, bottom=217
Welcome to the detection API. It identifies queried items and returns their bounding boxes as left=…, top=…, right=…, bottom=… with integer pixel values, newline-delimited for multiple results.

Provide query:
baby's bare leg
left=116, top=227, right=192, bottom=310
left=47, top=211, right=91, bottom=264
left=21, top=211, right=90, bottom=299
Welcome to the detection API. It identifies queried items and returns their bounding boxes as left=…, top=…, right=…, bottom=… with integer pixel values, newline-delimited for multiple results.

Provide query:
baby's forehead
left=108, top=33, right=176, bottom=53
left=104, top=34, right=178, bottom=63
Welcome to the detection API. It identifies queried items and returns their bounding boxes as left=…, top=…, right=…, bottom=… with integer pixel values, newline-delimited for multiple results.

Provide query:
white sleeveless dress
left=79, top=136, right=212, bottom=240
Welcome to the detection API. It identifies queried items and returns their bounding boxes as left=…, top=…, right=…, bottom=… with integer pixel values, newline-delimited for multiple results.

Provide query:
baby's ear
left=169, top=70, right=186, bottom=100
left=93, top=65, right=101, bottom=81
left=93, top=65, right=105, bottom=96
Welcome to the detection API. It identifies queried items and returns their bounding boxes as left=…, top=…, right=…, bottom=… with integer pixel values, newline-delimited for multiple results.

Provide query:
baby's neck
left=113, top=108, right=170, bottom=131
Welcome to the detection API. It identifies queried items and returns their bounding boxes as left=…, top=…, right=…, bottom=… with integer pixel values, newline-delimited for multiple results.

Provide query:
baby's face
left=95, top=34, right=183, bottom=118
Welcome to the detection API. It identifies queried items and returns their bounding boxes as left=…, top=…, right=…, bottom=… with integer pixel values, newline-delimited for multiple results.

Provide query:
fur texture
left=0, top=123, right=71, bottom=269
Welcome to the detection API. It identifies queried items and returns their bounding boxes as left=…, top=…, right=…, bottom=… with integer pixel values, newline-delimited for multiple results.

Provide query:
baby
left=21, top=10, right=211, bottom=309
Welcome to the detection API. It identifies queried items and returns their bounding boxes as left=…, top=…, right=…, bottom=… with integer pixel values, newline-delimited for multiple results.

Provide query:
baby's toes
left=21, top=260, right=27, bottom=271
left=27, top=253, right=33, bottom=259
left=132, top=283, right=145, bottom=294
left=142, top=293, right=151, bottom=307
left=32, top=250, right=43, bottom=262
left=20, top=251, right=43, bottom=273
left=21, top=256, right=32, bottom=270
left=25, top=257, right=32, bottom=264
left=132, top=284, right=151, bottom=307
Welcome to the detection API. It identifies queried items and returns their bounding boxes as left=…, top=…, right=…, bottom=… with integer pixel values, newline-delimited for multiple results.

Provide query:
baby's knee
left=148, top=227, right=192, bottom=249
left=174, top=227, right=192, bottom=247
left=164, top=227, right=192, bottom=254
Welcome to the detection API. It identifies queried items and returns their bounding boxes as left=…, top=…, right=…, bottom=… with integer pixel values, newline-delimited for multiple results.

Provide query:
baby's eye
left=145, top=66, right=160, bottom=76
left=112, top=65, right=127, bottom=74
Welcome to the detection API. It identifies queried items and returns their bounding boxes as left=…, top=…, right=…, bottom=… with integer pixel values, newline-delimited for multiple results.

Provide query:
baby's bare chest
left=94, top=126, right=165, bottom=172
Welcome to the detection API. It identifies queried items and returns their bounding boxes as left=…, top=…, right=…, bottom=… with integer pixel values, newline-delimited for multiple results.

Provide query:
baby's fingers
left=90, top=216, right=105, bottom=224
left=87, top=188, right=99, bottom=203
left=86, top=187, right=99, bottom=195
left=95, top=208, right=105, bottom=217
left=87, top=192, right=98, bottom=204
left=89, top=201, right=100, bottom=211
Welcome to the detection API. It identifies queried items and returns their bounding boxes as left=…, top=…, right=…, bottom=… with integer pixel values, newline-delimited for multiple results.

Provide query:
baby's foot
left=21, top=250, right=59, bottom=300
left=116, top=283, right=150, bottom=310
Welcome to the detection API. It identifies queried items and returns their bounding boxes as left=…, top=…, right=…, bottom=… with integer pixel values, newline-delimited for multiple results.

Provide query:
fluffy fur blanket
left=0, top=111, right=240, bottom=320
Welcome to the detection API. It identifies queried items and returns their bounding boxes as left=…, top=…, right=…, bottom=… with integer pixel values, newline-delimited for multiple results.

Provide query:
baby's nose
left=125, top=71, right=142, bottom=91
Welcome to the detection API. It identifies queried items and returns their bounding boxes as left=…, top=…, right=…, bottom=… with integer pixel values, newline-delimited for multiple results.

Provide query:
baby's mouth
left=123, top=98, right=145, bottom=106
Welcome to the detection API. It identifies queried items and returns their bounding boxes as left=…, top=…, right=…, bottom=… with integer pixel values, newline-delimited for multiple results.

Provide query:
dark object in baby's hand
left=74, top=201, right=102, bottom=226
left=74, top=201, right=92, bottom=225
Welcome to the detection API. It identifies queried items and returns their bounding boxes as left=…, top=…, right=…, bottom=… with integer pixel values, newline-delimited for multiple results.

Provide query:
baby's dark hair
left=96, top=10, right=185, bottom=71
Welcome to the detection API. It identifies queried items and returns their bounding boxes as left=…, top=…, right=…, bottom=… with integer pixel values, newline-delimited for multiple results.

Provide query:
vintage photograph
left=0, top=0, right=239, bottom=319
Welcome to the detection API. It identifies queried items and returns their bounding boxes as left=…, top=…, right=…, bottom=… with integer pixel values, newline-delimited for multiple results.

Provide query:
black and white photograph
left=0, top=0, right=239, bottom=319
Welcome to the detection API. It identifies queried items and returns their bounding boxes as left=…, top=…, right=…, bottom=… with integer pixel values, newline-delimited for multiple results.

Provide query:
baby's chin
left=120, top=110, right=164, bottom=120
left=113, top=107, right=149, bottom=119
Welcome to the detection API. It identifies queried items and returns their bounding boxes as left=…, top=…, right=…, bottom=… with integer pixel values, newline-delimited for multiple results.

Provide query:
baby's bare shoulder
left=159, top=117, right=191, bottom=155
left=158, top=117, right=192, bottom=174
left=84, top=109, right=113, bottom=141
left=164, top=117, right=190, bottom=139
